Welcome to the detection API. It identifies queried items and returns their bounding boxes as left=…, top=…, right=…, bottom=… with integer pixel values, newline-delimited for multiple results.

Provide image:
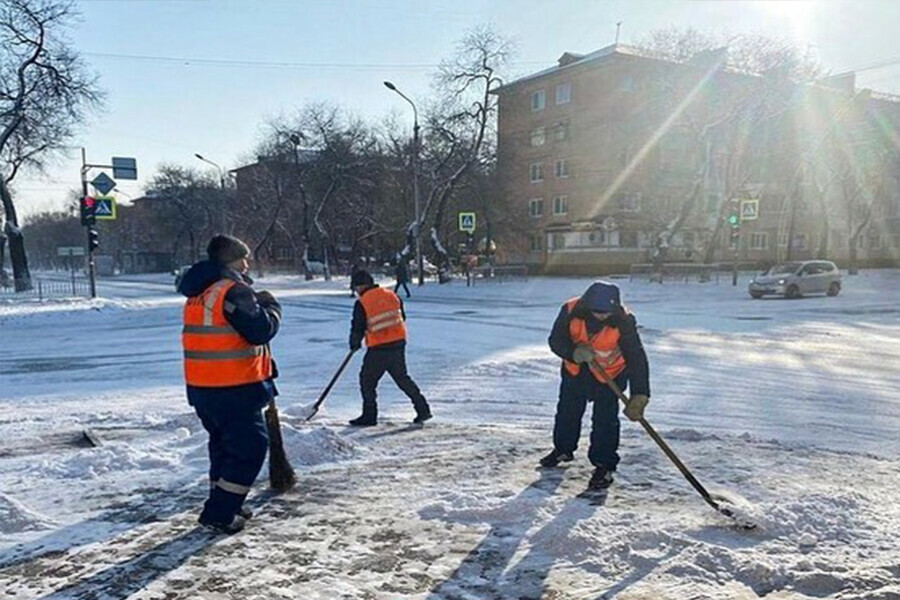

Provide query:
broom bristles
left=265, top=401, right=296, bottom=492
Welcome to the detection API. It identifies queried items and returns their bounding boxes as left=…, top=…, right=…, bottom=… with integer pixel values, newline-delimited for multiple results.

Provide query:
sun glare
left=758, top=0, right=816, bottom=41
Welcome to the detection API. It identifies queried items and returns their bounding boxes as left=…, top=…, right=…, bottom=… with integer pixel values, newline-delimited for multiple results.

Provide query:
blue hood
left=580, top=280, right=621, bottom=311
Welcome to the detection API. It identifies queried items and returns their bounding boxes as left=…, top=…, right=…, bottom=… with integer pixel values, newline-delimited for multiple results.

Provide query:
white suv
left=748, top=260, right=842, bottom=299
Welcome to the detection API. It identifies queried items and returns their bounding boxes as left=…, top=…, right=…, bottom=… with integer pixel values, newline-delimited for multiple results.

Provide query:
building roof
left=493, top=44, right=662, bottom=93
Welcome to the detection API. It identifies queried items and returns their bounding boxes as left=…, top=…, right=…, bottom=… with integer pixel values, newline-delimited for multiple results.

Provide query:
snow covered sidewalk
left=1, top=420, right=898, bottom=599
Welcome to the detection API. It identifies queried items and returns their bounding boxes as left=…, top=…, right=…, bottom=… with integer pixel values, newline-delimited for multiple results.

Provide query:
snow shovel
left=590, top=360, right=754, bottom=529
left=297, top=349, right=357, bottom=421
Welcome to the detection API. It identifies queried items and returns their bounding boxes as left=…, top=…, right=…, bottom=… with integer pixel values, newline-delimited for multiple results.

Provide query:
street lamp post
left=194, top=153, right=226, bottom=189
left=194, top=153, right=227, bottom=233
left=384, top=80, right=424, bottom=286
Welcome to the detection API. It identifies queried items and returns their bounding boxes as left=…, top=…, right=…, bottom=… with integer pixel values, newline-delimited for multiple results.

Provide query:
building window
left=555, top=121, right=570, bottom=141
left=553, top=195, right=568, bottom=215
left=750, top=232, right=768, bottom=250
left=550, top=232, right=566, bottom=250
left=529, top=198, right=544, bottom=217
left=778, top=233, right=788, bottom=247
left=615, top=192, right=640, bottom=212
left=555, top=82, right=571, bottom=105
left=530, top=127, right=545, bottom=147
left=529, top=234, right=543, bottom=252
left=276, top=246, right=294, bottom=260
left=792, top=234, right=807, bottom=250
left=531, top=89, right=546, bottom=111
left=529, top=163, right=544, bottom=183
left=869, top=234, right=883, bottom=249
left=555, top=159, right=569, bottom=178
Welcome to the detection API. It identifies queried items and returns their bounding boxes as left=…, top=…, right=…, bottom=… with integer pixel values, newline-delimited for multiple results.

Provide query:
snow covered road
left=1, top=270, right=899, bottom=598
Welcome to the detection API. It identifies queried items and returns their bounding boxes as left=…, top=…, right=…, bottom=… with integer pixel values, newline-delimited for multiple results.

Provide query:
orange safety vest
left=360, top=287, right=407, bottom=348
left=182, top=279, right=273, bottom=387
left=562, top=297, right=626, bottom=381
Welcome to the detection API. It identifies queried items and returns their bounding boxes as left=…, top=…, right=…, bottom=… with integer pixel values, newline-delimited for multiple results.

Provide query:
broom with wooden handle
left=265, top=397, right=296, bottom=492
left=262, top=342, right=295, bottom=492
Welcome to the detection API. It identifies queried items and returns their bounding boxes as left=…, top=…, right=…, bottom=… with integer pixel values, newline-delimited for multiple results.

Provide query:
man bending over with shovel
left=540, top=281, right=651, bottom=491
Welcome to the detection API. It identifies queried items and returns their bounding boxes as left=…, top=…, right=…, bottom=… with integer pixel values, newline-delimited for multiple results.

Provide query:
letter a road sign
left=94, top=196, right=117, bottom=220
left=458, top=212, right=476, bottom=233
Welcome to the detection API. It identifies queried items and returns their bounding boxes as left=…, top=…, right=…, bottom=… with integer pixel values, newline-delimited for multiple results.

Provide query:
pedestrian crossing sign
left=740, top=199, right=758, bottom=221
left=94, top=196, right=117, bottom=220
left=458, top=212, right=476, bottom=233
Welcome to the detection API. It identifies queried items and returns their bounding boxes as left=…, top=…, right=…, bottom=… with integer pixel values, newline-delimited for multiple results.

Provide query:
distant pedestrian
left=348, top=269, right=431, bottom=426
left=394, top=256, right=411, bottom=298
left=540, top=281, right=651, bottom=492
left=179, top=234, right=282, bottom=533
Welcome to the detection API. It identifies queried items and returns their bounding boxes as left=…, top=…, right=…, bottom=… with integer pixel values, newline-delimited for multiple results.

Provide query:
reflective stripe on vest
left=360, top=287, right=407, bottom=347
left=183, top=279, right=273, bottom=387
left=561, top=297, right=627, bottom=381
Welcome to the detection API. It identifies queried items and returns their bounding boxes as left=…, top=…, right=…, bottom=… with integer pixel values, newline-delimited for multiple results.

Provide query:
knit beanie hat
left=207, top=234, right=250, bottom=265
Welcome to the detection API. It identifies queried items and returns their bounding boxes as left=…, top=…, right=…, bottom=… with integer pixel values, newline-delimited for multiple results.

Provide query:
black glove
left=255, top=290, right=278, bottom=306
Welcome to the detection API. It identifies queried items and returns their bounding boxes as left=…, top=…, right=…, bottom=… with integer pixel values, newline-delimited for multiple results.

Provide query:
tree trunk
left=0, top=179, right=32, bottom=292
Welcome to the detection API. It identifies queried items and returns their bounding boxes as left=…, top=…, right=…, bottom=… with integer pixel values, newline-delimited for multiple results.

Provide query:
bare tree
left=143, top=166, right=223, bottom=266
left=0, top=0, right=102, bottom=291
left=415, top=25, right=511, bottom=283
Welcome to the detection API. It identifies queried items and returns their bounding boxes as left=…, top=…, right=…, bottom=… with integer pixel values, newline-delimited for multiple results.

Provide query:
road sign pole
left=81, top=148, right=97, bottom=299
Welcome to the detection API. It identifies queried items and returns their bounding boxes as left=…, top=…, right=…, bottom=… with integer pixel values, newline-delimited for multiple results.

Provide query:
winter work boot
left=412, top=409, right=433, bottom=425
left=199, top=514, right=246, bottom=535
left=587, top=467, right=614, bottom=491
left=238, top=506, right=254, bottom=520
left=349, top=414, right=377, bottom=427
left=539, top=449, right=574, bottom=468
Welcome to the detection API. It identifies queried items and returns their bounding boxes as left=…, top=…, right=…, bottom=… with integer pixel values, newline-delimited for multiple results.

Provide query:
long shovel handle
left=590, top=360, right=723, bottom=513
left=304, top=350, right=357, bottom=421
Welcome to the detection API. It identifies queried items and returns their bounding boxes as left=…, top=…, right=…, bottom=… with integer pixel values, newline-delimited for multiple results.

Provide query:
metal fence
left=628, top=262, right=762, bottom=283
left=469, top=265, right=529, bottom=285
left=0, top=277, right=92, bottom=300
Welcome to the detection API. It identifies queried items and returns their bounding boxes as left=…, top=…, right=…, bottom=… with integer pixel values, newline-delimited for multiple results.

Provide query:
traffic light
left=87, top=228, right=100, bottom=252
left=727, top=198, right=741, bottom=228
left=80, top=196, right=96, bottom=226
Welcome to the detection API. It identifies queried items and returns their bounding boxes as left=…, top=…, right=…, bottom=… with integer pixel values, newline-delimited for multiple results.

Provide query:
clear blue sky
left=14, top=0, right=900, bottom=218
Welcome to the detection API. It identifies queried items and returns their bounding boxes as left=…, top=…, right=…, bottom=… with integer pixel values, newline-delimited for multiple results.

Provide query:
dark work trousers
left=194, top=398, right=269, bottom=523
left=394, top=281, right=411, bottom=298
left=360, top=345, right=429, bottom=418
left=552, top=368, right=627, bottom=471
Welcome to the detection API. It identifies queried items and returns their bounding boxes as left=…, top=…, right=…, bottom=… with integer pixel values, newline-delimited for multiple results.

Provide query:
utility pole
left=615, top=21, right=623, bottom=45
left=80, top=148, right=97, bottom=299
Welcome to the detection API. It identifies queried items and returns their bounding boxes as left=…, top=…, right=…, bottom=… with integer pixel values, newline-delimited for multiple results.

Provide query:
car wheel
left=750, top=291, right=763, bottom=299
left=786, top=284, right=801, bottom=299
left=827, top=282, right=841, bottom=297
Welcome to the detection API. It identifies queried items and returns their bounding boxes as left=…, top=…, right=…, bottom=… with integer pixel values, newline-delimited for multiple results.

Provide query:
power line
left=82, top=51, right=544, bottom=72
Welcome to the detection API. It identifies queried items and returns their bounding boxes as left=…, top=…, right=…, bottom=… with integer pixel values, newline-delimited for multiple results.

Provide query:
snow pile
left=0, top=493, right=56, bottom=534
left=40, top=443, right=181, bottom=480
left=280, top=425, right=368, bottom=466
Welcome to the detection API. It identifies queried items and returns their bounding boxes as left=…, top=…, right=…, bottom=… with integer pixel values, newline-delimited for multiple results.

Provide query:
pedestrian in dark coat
left=540, top=281, right=651, bottom=491
left=348, top=269, right=431, bottom=426
left=394, top=256, right=411, bottom=298
left=179, top=234, right=282, bottom=533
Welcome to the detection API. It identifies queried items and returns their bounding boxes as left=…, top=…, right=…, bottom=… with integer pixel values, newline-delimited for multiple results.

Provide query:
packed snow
left=1, top=270, right=899, bottom=599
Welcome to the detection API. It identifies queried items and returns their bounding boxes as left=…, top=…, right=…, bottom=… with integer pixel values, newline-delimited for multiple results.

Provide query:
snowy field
left=1, top=269, right=899, bottom=599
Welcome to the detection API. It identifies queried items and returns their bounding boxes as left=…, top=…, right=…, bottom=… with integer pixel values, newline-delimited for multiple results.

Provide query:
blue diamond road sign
left=91, top=172, right=116, bottom=195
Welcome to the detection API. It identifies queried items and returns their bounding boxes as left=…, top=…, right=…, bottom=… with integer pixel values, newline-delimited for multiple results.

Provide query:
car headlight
left=777, top=279, right=786, bottom=285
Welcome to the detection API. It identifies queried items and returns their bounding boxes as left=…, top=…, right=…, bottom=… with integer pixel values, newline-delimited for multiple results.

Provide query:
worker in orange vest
left=541, top=281, right=651, bottom=491
left=179, top=234, right=282, bottom=533
left=348, top=269, right=432, bottom=426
